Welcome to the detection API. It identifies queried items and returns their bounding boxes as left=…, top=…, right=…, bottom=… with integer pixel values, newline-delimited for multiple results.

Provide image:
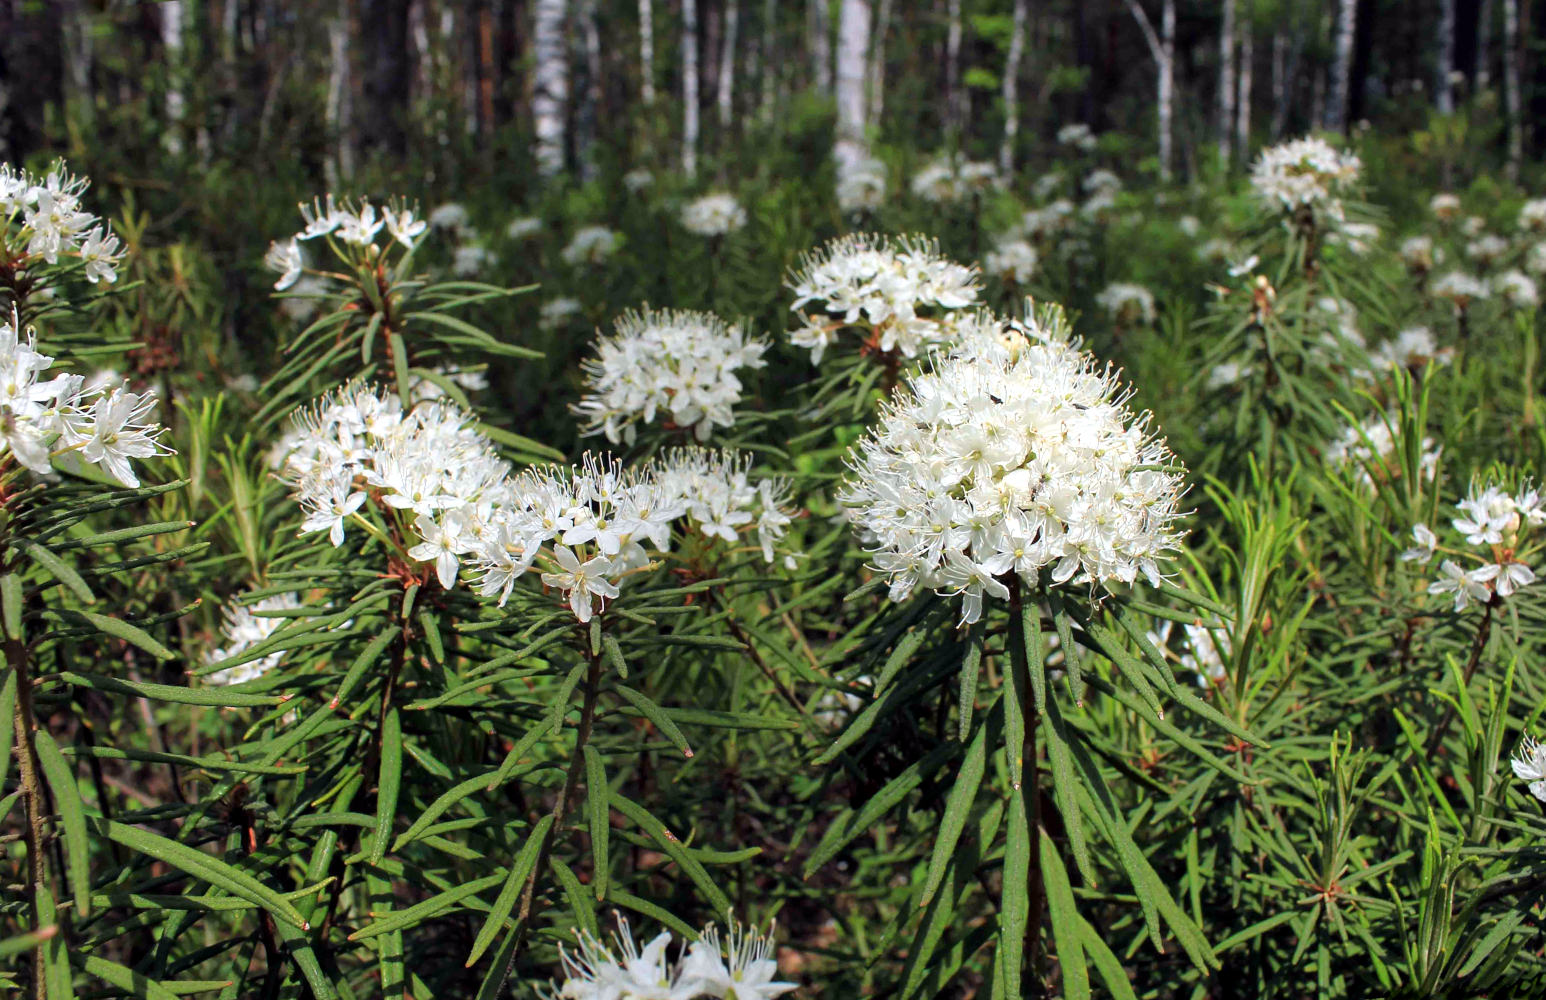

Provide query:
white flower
left=428, top=202, right=469, bottom=231
left=202, top=592, right=303, bottom=686
left=679, top=923, right=796, bottom=1000
left=1056, top=124, right=1098, bottom=152
left=1428, top=559, right=1495, bottom=611
left=1494, top=560, right=1536, bottom=598
left=1453, top=484, right=1515, bottom=545
left=78, top=227, right=123, bottom=284
left=408, top=512, right=474, bottom=589
left=1520, top=199, right=1546, bottom=233
left=1431, top=270, right=1489, bottom=307
left=0, top=162, right=122, bottom=281
left=506, top=216, right=543, bottom=240
left=1324, top=415, right=1439, bottom=486
left=1095, top=282, right=1156, bottom=326
left=452, top=243, right=494, bottom=277
left=1495, top=269, right=1539, bottom=310
left=547, top=916, right=697, bottom=1000
left=574, top=308, right=767, bottom=444
left=623, top=168, right=655, bottom=193
left=1430, top=193, right=1462, bottom=220
left=385, top=207, right=427, bottom=247
left=984, top=237, right=1038, bottom=284
left=1465, top=233, right=1509, bottom=267
left=910, top=154, right=1001, bottom=203
left=1402, top=524, right=1439, bottom=562
left=1526, top=242, right=1546, bottom=277
left=839, top=303, right=1186, bottom=623
left=1370, top=327, right=1451, bottom=371
left=836, top=156, right=887, bottom=213
left=265, top=238, right=303, bottom=291
left=541, top=545, right=621, bottom=622
left=1511, top=736, right=1546, bottom=802
left=1399, top=235, right=1437, bottom=271
left=681, top=193, right=747, bottom=237
left=650, top=448, right=794, bottom=560
left=786, top=233, right=980, bottom=364
left=562, top=226, right=620, bottom=266
left=1250, top=136, right=1361, bottom=215
left=541, top=297, right=583, bottom=331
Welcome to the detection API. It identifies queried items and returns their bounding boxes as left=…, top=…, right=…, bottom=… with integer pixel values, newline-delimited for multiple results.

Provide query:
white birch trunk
left=1237, top=25, right=1253, bottom=158
left=760, top=0, right=778, bottom=123
left=867, top=0, right=893, bottom=128
left=718, top=0, right=740, bottom=128
left=1000, top=0, right=1028, bottom=174
left=533, top=0, right=569, bottom=177
left=833, top=0, right=871, bottom=173
left=683, top=0, right=700, bottom=176
left=326, top=11, right=352, bottom=187
left=1437, top=0, right=1456, bottom=113
left=1504, top=0, right=1522, bottom=177
left=578, top=0, right=602, bottom=180
left=1122, top=0, right=1174, bottom=179
left=946, top=0, right=964, bottom=136
left=1218, top=0, right=1235, bottom=163
left=640, top=0, right=656, bottom=106
left=162, top=1, right=185, bottom=155
left=811, top=0, right=832, bottom=94
left=1325, top=0, right=1355, bottom=132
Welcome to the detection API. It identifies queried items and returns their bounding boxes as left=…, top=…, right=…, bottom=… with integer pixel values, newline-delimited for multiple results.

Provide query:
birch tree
left=810, top=0, right=832, bottom=94
left=945, top=0, right=964, bottom=137
left=161, top=1, right=185, bottom=155
left=834, top=0, right=871, bottom=173
left=718, top=0, right=740, bottom=129
left=867, top=0, right=894, bottom=129
left=1218, top=0, right=1235, bottom=163
left=1437, top=0, right=1456, bottom=113
left=533, top=0, right=569, bottom=177
left=1122, top=0, right=1175, bottom=180
left=577, top=0, right=602, bottom=180
left=683, top=0, right=700, bottom=176
left=1478, top=0, right=1494, bottom=88
left=326, top=2, right=353, bottom=187
left=1504, top=0, right=1522, bottom=177
left=760, top=0, right=778, bottom=122
left=1324, top=0, right=1355, bottom=132
left=1237, top=23, right=1253, bottom=157
left=640, top=0, right=655, bottom=106
left=1000, top=0, right=1028, bottom=174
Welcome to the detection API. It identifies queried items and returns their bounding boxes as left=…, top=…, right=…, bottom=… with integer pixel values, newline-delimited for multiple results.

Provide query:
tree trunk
left=1504, top=0, right=1522, bottom=176
left=359, top=0, right=411, bottom=157
left=1325, top=0, right=1355, bottom=131
left=326, top=3, right=353, bottom=186
left=1000, top=0, right=1028, bottom=174
left=683, top=0, right=699, bottom=176
left=718, top=0, right=740, bottom=129
left=1121, top=0, right=1173, bottom=179
left=0, top=0, right=63, bottom=163
left=1237, top=23, right=1253, bottom=156
left=945, top=0, right=964, bottom=137
left=576, top=0, right=601, bottom=179
left=1438, top=0, right=1456, bottom=111
left=834, top=0, right=870, bottom=172
left=760, top=0, right=778, bottom=122
left=1478, top=0, right=1494, bottom=87
left=867, top=0, right=893, bottom=127
left=1218, top=0, right=1235, bottom=163
left=640, top=0, right=655, bottom=105
left=810, top=0, right=832, bottom=94
left=532, top=0, right=568, bottom=176
left=162, top=1, right=186, bottom=155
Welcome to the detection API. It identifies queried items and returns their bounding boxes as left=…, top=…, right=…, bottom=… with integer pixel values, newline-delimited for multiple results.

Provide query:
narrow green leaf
left=370, top=707, right=403, bottom=866
left=75, top=953, right=181, bottom=1000
left=16, top=540, right=95, bottom=604
left=33, top=730, right=91, bottom=917
left=919, top=703, right=999, bottom=907
left=466, top=814, right=554, bottom=966
left=1, top=574, right=21, bottom=640
left=1041, top=836, right=1089, bottom=1000
left=610, top=791, right=731, bottom=917
left=584, top=746, right=610, bottom=901
left=614, top=685, right=693, bottom=758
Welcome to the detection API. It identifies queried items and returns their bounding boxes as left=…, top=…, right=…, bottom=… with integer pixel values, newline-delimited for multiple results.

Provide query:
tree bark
left=1325, top=0, right=1355, bottom=131
left=1000, top=0, right=1028, bottom=174
left=866, top=0, right=893, bottom=127
left=1237, top=23, right=1253, bottom=156
left=810, top=0, right=832, bottom=94
left=326, top=3, right=353, bottom=186
left=576, top=0, right=601, bottom=180
left=1121, top=0, right=1173, bottom=179
left=718, top=0, right=740, bottom=129
left=683, top=0, right=700, bottom=176
left=1218, top=0, right=1235, bottom=163
left=1504, top=0, right=1522, bottom=176
left=1438, top=0, right=1456, bottom=112
left=532, top=0, right=568, bottom=176
left=639, top=0, right=655, bottom=105
left=1478, top=0, right=1494, bottom=87
left=359, top=0, right=411, bottom=157
left=162, top=1, right=186, bottom=155
left=945, top=0, right=964, bottom=137
left=760, top=0, right=778, bottom=122
left=834, top=0, right=870, bottom=172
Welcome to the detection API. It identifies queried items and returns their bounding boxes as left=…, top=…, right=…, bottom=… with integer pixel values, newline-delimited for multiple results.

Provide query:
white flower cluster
left=1056, top=124, right=1098, bottom=152
left=1494, top=269, right=1539, bottom=310
left=278, top=388, right=795, bottom=622
left=429, top=203, right=470, bottom=232
left=1249, top=136, right=1361, bottom=217
left=0, top=308, right=168, bottom=486
left=910, top=155, right=1001, bottom=203
left=0, top=162, right=123, bottom=284
left=1324, top=414, right=1440, bottom=486
left=574, top=307, right=768, bottom=444
left=1403, top=481, right=1543, bottom=612
left=983, top=237, right=1038, bottom=283
left=506, top=216, right=543, bottom=241
left=541, top=916, right=794, bottom=1000
left=1520, top=199, right=1546, bottom=233
left=1430, top=193, right=1462, bottom=220
left=1095, top=282, right=1156, bottom=326
left=453, top=244, right=497, bottom=278
left=1399, top=235, right=1438, bottom=271
left=1527, top=243, right=1546, bottom=276
left=267, top=195, right=427, bottom=290
left=1511, top=736, right=1546, bottom=802
left=839, top=309, right=1186, bottom=623
left=561, top=226, right=621, bottom=266
left=623, top=169, right=654, bottom=193
left=836, top=156, right=887, bottom=213
left=786, top=233, right=980, bottom=364
left=1368, top=326, right=1452, bottom=371
left=1431, top=270, right=1490, bottom=308
left=202, top=593, right=303, bottom=686
left=680, top=193, right=747, bottom=237
left=1148, top=619, right=1229, bottom=687
left=1465, top=233, right=1509, bottom=267
left=541, top=297, right=583, bottom=330
left=1020, top=200, right=1075, bottom=240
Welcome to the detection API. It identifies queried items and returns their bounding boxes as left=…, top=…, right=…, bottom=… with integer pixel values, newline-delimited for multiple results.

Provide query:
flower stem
left=1006, top=577, right=1045, bottom=985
